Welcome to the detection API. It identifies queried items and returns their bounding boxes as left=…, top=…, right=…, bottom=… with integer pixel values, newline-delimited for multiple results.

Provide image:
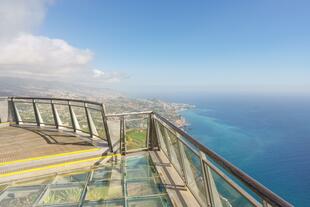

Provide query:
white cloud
left=93, top=69, right=105, bottom=78
left=0, top=0, right=47, bottom=40
left=0, top=0, right=125, bottom=84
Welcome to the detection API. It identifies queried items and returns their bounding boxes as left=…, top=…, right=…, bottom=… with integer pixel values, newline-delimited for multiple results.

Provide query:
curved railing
left=153, top=112, right=293, bottom=207
left=4, top=96, right=293, bottom=207
left=9, top=97, right=113, bottom=151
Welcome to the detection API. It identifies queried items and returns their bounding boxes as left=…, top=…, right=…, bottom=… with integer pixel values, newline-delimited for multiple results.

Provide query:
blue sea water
left=157, top=94, right=310, bottom=206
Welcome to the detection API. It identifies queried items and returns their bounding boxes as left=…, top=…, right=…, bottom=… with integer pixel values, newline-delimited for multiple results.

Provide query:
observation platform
left=0, top=125, right=109, bottom=182
left=0, top=97, right=293, bottom=207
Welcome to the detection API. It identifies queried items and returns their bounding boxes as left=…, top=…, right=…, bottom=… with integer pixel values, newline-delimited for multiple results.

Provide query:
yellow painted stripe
left=0, top=148, right=101, bottom=167
left=0, top=153, right=121, bottom=178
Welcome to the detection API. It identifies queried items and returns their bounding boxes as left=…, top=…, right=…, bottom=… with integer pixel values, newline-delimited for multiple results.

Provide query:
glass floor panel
left=39, top=185, right=83, bottom=205
left=53, top=171, right=89, bottom=184
left=85, top=180, right=123, bottom=201
left=126, top=166, right=158, bottom=179
left=13, top=176, right=54, bottom=187
left=83, top=199, right=124, bottom=207
left=127, top=177, right=165, bottom=197
left=0, top=186, right=44, bottom=207
left=128, top=195, right=172, bottom=207
left=92, top=168, right=122, bottom=181
left=0, top=153, right=172, bottom=207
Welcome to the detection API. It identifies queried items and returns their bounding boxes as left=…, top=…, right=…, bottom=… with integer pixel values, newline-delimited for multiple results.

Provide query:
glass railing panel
left=125, top=116, right=148, bottom=150
left=207, top=164, right=258, bottom=207
left=0, top=186, right=44, bottom=207
left=180, top=141, right=207, bottom=205
left=14, top=102, right=36, bottom=123
left=154, top=121, right=169, bottom=157
left=164, top=128, right=183, bottom=177
left=54, top=104, right=72, bottom=128
left=204, top=153, right=263, bottom=204
left=36, top=103, right=55, bottom=125
left=89, top=108, right=106, bottom=139
left=107, top=118, right=121, bottom=146
left=71, top=106, right=89, bottom=133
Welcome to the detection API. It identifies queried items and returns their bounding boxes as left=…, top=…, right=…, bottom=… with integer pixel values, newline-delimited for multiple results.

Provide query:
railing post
left=101, top=103, right=113, bottom=152
left=148, top=113, right=159, bottom=150
left=147, top=113, right=152, bottom=150
left=33, top=99, right=43, bottom=126
left=120, top=115, right=126, bottom=155
left=199, top=151, right=215, bottom=207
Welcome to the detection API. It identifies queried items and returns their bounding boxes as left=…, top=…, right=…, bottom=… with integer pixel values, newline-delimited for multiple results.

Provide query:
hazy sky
left=0, top=0, right=309, bottom=95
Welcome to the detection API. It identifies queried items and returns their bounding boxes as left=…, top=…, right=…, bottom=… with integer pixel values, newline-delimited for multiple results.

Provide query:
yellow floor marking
left=0, top=153, right=121, bottom=178
left=0, top=148, right=101, bottom=167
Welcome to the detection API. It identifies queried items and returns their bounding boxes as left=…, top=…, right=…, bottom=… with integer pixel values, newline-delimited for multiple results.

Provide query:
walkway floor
left=0, top=126, right=98, bottom=163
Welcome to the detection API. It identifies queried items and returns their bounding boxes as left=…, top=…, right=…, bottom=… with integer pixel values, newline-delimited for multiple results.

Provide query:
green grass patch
left=126, top=128, right=147, bottom=150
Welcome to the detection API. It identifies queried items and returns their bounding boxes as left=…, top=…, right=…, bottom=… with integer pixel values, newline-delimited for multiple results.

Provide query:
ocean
left=154, top=93, right=310, bottom=206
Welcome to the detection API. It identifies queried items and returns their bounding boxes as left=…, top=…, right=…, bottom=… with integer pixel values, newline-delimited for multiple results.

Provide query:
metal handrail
left=153, top=112, right=293, bottom=207
left=9, top=96, right=103, bottom=106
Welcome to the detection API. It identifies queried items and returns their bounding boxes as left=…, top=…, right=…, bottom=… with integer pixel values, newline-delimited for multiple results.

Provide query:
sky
left=0, top=0, right=309, bottom=95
